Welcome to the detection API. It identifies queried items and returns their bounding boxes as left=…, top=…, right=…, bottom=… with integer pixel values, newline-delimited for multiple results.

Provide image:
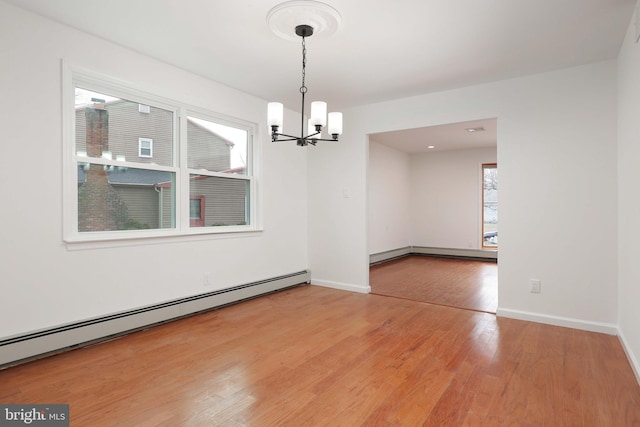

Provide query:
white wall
left=368, top=144, right=496, bottom=254
left=617, top=6, right=640, bottom=379
left=367, top=141, right=411, bottom=255
left=410, top=148, right=497, bottom=249
left=0, top=2, right=308, bottom=339
left=308, top=126, right=369, bottom=292
left=309, top=60, right=618, bottom=328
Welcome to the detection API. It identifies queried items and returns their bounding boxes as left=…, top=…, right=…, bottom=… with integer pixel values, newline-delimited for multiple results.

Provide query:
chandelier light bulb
left=310, top=101, right=327, bottom=126
left=267, top=102, right=284, bottom=128
left=328, top=112, right=343, bottom=136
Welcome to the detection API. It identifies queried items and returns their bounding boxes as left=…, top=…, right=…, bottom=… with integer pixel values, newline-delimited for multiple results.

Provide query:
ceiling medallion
left=267, top=0, right=342, bottom=40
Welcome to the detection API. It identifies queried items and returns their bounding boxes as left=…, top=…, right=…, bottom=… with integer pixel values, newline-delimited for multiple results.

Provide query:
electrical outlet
left=203, top=272, right=212, bottom=287
left=530, top=279, right=541, bottom=294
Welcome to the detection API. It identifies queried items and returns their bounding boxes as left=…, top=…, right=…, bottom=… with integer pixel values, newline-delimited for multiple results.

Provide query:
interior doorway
left=368, top=118, right=498, bottom=312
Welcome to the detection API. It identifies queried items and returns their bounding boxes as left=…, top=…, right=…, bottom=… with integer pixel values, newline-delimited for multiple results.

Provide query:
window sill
left=64, top=226, right=263, bottom=251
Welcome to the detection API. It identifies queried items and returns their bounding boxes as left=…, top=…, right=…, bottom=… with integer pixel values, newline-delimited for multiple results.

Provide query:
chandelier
left=267, top=24, right=342, bottom=146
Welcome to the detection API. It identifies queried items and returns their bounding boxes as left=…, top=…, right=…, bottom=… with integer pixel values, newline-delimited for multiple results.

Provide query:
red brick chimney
left=78, top=105, right=127, bottom=231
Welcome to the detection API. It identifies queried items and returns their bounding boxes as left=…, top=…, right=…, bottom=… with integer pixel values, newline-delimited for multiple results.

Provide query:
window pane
left=189, top=175, right=248, bottom=227
left=187, top=117, right=247, bottom=174
left=77, top=164, right=175, bottom=231
left=75, top=88, right=173, bottom=167
left=483, top=165, right=498, bottom=247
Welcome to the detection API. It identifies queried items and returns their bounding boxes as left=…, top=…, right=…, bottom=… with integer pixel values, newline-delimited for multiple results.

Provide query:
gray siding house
left=76, top=100, right=246, bottom=231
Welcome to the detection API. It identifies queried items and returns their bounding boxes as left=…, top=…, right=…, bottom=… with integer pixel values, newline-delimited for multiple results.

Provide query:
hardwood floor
left=370, top=256, right=498, bottom=313
left=1, top=285, right=639, bottom=426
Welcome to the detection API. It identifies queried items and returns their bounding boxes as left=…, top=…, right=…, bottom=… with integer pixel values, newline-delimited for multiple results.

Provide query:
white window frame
left=138, top=137, right=153, bottom=158
left=62, top=62, right=260, bottom=245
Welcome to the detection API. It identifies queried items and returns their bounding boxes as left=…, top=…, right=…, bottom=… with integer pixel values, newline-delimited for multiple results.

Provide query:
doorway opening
left=367, top=118, right=498, bottom=313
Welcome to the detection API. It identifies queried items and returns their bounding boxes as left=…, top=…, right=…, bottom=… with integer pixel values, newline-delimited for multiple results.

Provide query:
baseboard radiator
left=370, top=247, right=413, bottom=265
left=370, top=246, right=498, bottom=265
left=0, top=270, right=310, bottom=369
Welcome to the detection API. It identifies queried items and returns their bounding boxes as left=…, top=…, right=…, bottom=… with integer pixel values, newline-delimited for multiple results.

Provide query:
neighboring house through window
left=64, top=63, right=257, bottom=243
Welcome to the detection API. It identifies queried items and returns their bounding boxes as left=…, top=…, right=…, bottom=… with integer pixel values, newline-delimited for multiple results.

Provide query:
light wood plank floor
left=370, top=256, right=498, bottom=313
left=1, top=285, right=639, bottom=426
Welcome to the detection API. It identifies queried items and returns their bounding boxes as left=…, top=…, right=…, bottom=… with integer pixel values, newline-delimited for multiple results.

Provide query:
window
left=187, top=116, right=249, bottom=227
left=64, top=65, right=257, bottom=242
left=190, top=196, right=205, bottom=227
left=482, top=163, right=498, bottom=248
left=138, top=138, right=153, bottom=158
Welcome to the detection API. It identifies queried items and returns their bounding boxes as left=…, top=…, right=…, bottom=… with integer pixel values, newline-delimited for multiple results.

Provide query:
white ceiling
left=6, top=0, right=635, bottom=152
left=369, top=118, right=497, bottom=153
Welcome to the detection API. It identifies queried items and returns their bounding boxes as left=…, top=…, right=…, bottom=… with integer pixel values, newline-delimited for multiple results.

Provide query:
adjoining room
left=368, top=119, right=498, bottom=313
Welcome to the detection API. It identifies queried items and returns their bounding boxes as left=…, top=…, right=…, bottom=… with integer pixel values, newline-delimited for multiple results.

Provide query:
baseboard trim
left=369, top=247, right=412, bottom=265
left=618, top=329, right=640, bottom=386
left=411, top=246, right=498, bottom=261
left=370, top=246, right=497, bottom=265
left=0, top=270, right=310, bottom=369
left=312, top=280, right=371, bottom=294
left=496, top=308, right=618, bottom=335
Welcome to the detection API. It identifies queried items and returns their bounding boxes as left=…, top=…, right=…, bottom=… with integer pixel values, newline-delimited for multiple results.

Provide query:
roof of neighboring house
left=187, top=118, right=235, bottom=148
left=221, top=166, right=246, bottom=174
left=78, top=167, right=171, bottom=186
left=78, top=166, right=246, bottom=186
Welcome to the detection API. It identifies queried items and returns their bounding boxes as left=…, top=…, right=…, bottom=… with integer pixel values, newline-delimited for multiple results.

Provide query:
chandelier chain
left=300, top=36, right=307, bottom=94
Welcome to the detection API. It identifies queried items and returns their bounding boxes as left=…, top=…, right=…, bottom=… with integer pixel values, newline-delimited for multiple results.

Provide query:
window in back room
left=482, top=163, right=498, bottom=248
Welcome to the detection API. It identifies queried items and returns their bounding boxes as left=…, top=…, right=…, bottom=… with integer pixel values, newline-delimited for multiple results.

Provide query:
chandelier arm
left=273, top=132, right=300, bottom=140
left=307, top=137, right=339, bottom=142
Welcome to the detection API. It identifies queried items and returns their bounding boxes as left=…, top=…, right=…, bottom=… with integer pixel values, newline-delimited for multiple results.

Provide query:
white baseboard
left=618, top=329, right=640, bottom=386
left=0, top=270, right=310, bottom=368
left=496, top=308, right=618, bottom=335
left=411, top=246, right=498, bottom=260
left=369, top=247, right=412, bottom=264
left=312, top=280, right=371, bottom=294
left=369, top=246, right=497, bottom=265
